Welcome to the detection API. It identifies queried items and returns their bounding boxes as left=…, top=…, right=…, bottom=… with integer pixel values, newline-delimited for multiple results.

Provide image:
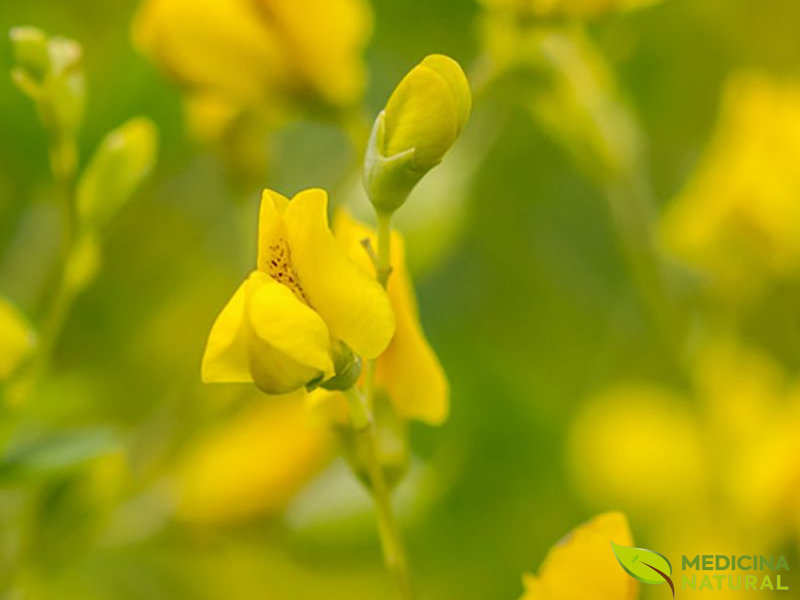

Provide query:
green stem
left=345, top=387, right=413, bottom=600
left=41, top=142, right=78, bottom=355
left=604, top=173, right=686, bottom=366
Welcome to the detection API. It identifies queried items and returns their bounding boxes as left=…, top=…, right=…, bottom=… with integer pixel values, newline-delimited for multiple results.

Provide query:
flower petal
left=260, top=0, right=372, bottom=106
left=335, top=211, right=449, bottom=424
left=284, top=189, right=395, bottom=358
left=520, top=512, right=637, bottom=600
left=201, top=278, right=253, bottom=383
left=246, top=271, right=334, bottom=394
left=420, top=54, right=471, bottom=134
left=384, top=60, right=459, bottom=170
left=133, top=0, right=284, bottom=105
left=257, top=189, right=290, bottom=272
left=175, top=392, right=333, bottom=524
left=306, top=388, right=350, bottom=425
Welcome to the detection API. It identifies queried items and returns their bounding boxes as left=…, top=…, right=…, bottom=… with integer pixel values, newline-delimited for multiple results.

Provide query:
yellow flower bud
left=9, top=27, right=49, bottom=79
left=384, top=55, right=471, bottom=171
left=0, top=297, right=36, bottom=382
left=77, top=117, right=158, bottom=230
left=9, top=28, right=86, bottom=178
left=364, top=55, right=471, bottom=213
left=63, top=234, right=101, bottom=296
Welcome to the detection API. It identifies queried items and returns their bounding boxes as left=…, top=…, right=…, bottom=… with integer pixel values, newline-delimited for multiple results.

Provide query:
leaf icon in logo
left=611, top=542, right=675, bottom=597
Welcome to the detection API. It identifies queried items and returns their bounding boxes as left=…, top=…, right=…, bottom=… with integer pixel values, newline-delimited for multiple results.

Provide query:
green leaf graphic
left=611, top=542, right=672, bottom=585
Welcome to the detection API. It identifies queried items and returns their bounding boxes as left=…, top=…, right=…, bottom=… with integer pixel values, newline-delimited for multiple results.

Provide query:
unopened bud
left=364, top=54, right=471, bottom=214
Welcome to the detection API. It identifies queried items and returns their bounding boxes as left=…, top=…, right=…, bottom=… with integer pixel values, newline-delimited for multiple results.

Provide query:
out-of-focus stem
left=604, top=171, right=684, bottom=360
left=345, top=386, right=413, bottom=600
left=475, top=19, right=687, bottom=360
left=347, top=208, right=413, bottom=598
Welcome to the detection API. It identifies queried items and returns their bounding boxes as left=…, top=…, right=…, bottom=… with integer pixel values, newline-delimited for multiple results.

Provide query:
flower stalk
left=354, top=206, right=413, bottom=599
left=345, top=385, right=413, bottom=600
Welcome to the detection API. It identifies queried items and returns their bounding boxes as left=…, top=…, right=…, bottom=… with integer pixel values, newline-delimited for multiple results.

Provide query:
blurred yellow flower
left=568, top=384, right=706, bottom=516
left=692, top=340, right=800, bottom=540
left=569, top=338, right=800, bottom=552
left=0, top=296, right=36, bottom=382
left=520, top=512, right=637, bottom=600
left=479, top=0, right=660, bottom=18
left=660, top=73, right=800, bottom=299
left=175, top=393, right=334, bottom=523
left=334, top=211, right=449, bottom=424
left=202, top=188, right=395, bottom=395
left=133, top=0, right=371, bottom=131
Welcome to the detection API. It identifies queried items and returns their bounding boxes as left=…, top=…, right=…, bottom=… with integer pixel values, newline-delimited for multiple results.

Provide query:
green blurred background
left=3, top=1, right=800, bottom=598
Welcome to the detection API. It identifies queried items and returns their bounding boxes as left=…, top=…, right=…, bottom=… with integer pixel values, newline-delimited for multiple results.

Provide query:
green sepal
left=320, top=340, right=362, bottom=392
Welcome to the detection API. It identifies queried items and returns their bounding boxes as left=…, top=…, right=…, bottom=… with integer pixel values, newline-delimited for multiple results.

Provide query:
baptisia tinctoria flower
left=201, top=189, right=395, bottom=394
left=364, top=54, right=471, bottom=214
left=660, top=73, right=800, bottom=300
left=182, top=208, right=447, bottom=523
left=133, top=0, right=371, bottom=140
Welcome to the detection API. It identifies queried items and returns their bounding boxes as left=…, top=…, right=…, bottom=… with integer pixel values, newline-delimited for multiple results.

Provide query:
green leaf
left=77, top=117, right=158, bottom=230
left=0, top=428, right=119, bottom=483
left=611, top=541, right=672, bottom=585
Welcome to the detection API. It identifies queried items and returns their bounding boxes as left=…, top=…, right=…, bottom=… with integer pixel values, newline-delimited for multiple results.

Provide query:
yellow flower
left=567, top=384, right=706, bottom=516
left=364, top=54, right=471, bottom=213
left=133, top=0, right=371, bottom=123
left=0, top=296, right=36, bottom=382
left=479, top=0, right=660, bottom=18
left=660, top=73, right=800, bottom=299
left=569, top=339, right=800, bottom=552
left=201, top=188, right=395, bottom=395
left=334, top=211, right=449, bottom=425
left=520, top=512, right=637, bottom=600
left=692, top=340, right=800, bottom=538
left=175, top=393, right=334, bottom=523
